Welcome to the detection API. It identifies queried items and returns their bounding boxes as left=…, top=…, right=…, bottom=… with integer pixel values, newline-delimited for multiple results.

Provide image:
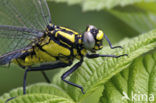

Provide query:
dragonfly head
left=83, top=25, right=104, bottom=52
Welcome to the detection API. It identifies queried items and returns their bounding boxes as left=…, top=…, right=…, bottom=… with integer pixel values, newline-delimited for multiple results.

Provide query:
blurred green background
left=0, top=1, right=150, bottom=95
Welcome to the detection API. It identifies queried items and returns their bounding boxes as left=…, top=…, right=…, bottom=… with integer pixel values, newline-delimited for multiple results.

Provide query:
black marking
left=74, top=35, right=84, bottom=57
left=20, top=52, right=30, bottom=60
left=19, top=49, right=36, bottom=61
left=47, top=24, right=55, bottom=31
left=36, top=43, right=57, bottom=59
left=57, top=33, right=74, bottom=46
left=0, top=48, right=30, bottom=65
left=60, top=29, right=74, bottom=35
left=48, top=32, right=74, bottom=58
left=90, top=28, right=99, bottom=39
left=15, top=59, right=26, bottom=69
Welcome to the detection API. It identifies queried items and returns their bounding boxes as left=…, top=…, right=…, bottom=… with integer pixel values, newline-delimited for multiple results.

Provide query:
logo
left=122, top=91, right=154, bottom=102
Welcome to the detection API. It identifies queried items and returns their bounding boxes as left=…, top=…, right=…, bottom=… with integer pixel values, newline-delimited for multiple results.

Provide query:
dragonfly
left=0, top=0, right=127, bottom=101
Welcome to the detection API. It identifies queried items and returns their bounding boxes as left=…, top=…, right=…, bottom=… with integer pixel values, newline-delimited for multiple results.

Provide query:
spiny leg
left=61, top=58, right=85, bottom=94
left=23, top=68, right=31, bottom=94
left=23, top=63, right=71, bottom=94
left=104, top=34, right=122, bottom=49
left=6, top=62, right=70, bottom=102
left=24, top=70, right=52, bottom=94
left=5, top=68, right=30, bottom=103
left=99, top=34, right=128, bottom=57
left=5, top=97, right=16, bottom=103
left=86, top=53, right=128, bottom=58
left=5, top=68, right=31, bottom=103
left=41, top=71, right=51, bottom=83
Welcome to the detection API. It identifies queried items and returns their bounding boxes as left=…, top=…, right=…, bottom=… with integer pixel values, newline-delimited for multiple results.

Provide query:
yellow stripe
left=96, top=30, right=104, bottom=40
left=57, top=31, right=75, bottom=43
left=60, top=40, right=71, bottom=48
left=59, top=26, right=79, bottom=34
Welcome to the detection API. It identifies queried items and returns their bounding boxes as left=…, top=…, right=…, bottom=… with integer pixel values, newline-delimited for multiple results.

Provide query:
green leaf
left=135, top=2, right=156, bottom=13
left=100, top=50, right=156, bottom=103
left=49, top=0, right=156, bottom=34
left=1, top=1, right=156, bottom=103
left=9, top=94, right=74, bottom=103
left=82, top=0, right=155, bottom=11
left=52, top=30, right=156, bottom=103
left=0, top=83, right=74, bottom=103
left=49, top=0, right=156, bottom=11
left=0, top=30, right=156, bottom=103
left=110, top=3, right=156, bottom=33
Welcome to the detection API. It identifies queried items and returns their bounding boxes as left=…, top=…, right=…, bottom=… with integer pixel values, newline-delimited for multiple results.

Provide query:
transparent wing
left=0, top=25, right=44, bottom=55
left=0, top=0, right=51, bottom=56
left=0, top=48, right=30, bottom=65
left=0, top=0, right=51, bottom=30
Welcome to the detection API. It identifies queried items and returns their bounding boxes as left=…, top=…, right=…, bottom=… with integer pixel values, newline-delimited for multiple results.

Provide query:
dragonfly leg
left=104, top=34, right=123, bottom=49
left=5, top=97, right=16, bottom=103
left=6, top=62, right=70, bottom=102
left=23, top=68, right=31, bottom=94
left=41, top=71, right=51, bottom=83
left=61, top=58, right=85, bottom=94
left=86, top=53, right=128, bottom=58
left=23, top=62, right=71, bottom=94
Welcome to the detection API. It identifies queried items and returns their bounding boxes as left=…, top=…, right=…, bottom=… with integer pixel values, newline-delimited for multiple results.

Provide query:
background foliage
left=0, top=0, right=156, bottom=103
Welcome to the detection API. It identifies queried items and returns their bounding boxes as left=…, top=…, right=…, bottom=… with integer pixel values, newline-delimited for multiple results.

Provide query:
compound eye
left=83, top=31, right=95, bottom=50
left=96, top=30, right=104, bottom=40
left=86, top=25, right=96, bottom=32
